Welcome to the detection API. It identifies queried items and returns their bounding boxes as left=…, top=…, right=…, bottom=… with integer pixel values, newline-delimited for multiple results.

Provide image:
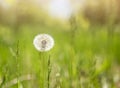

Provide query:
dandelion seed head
left=33, top=34, right=54, bottom=52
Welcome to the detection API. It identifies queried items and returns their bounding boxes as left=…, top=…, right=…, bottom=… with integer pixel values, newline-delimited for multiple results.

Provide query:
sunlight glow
left=48, top=0, right=73, bottom=19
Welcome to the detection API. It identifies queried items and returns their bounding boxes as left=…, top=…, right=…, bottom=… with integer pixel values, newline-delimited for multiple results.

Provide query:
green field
left=0, top=20, right=120, bottom=88
left=0, top=1, right=120, bottom=87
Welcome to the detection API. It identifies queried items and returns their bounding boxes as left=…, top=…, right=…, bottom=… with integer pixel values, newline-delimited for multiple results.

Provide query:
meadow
left=0, top=0, right=120, bottom=88
left=0, top=19, right=120, bottom=88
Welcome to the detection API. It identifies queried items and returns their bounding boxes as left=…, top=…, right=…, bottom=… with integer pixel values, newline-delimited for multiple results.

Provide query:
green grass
left=0, top=23, right=120, bottom=88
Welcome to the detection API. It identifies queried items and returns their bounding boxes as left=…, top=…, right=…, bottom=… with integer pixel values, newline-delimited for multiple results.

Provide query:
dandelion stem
left=38, top=52, right=43, bottom=88
left=48, top=55, right=51, bottom=88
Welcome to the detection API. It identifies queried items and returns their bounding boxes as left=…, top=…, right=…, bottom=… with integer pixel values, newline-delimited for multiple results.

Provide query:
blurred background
left=0, top=0, right=120, bottom=88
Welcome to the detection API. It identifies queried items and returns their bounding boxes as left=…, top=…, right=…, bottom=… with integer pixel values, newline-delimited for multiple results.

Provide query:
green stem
left=48, top=55, right=51, bottom=88
left=16, top=40, right=20, bottom=87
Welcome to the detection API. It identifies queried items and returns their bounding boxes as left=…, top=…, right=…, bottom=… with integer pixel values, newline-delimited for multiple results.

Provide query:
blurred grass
left=0, top=22, right=120, bottom=88
left=0, top=0, right=120, bottom=87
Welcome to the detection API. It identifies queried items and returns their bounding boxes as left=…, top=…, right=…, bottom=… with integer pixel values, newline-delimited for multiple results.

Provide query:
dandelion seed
left=33, top=34, right=54, bottom=52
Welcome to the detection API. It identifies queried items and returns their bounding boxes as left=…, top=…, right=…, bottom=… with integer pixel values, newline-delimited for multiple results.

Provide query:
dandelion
left=33, top=34, right=54, bottom=88
left=33, top=34, right=54, bottom=52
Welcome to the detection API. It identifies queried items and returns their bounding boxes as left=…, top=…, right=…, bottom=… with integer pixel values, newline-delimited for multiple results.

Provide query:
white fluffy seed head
left=33, top=34, right=54, bottom=52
